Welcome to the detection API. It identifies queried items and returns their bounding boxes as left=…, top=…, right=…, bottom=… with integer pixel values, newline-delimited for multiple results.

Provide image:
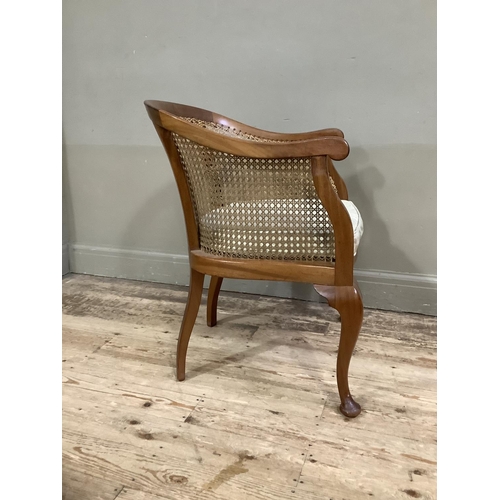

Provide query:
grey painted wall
left=63, top=0, right=436, bottom=313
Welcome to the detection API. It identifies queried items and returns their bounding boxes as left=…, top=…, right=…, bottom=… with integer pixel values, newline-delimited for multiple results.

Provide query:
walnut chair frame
left=145, top=100, right=364, bottom=418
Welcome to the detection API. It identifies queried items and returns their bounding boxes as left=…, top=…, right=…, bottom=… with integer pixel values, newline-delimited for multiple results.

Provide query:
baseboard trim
left=354, top=269, right=436, bottom=316
left=62, top=243, right=70, bottom=276
left=69, top=244, right=436, bottom=315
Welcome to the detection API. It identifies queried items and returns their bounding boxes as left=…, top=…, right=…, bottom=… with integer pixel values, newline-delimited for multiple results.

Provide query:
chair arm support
left=328, top=158, right=349, bottom=200
left=311, top=156, right=355, bottom=285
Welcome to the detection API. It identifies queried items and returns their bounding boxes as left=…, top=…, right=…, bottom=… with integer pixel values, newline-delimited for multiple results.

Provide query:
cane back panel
left=172, top=118, right=340, bottom=262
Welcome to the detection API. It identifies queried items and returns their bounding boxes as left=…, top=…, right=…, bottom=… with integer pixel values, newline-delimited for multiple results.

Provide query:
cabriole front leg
left=314, top=282, right=364, bottom=417
left=336, top=285, right=363, bottom=417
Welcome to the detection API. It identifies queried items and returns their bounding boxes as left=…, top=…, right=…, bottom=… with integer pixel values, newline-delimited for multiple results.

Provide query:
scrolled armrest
left=158, top=110, right=350, bottom=160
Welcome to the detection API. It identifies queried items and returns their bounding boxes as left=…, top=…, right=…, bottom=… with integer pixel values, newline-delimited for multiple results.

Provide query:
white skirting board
left=68, top=244, right=436, bottom=316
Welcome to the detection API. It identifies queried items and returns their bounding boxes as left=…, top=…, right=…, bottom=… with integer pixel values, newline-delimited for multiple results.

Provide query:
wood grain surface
left=62, top=274, right=436, bottom=500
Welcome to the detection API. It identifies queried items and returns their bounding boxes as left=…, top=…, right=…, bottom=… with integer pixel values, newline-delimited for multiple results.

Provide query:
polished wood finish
left=145, top=99, right=346, bottom=141
left=63, top=275, right=437, bottom=500
left=328, top=158, right=349, bottom=200
left=145, top=100, right=365, bottom=417
left=311, top=156, right=354, bottom=286
left=154, top=125, right=199, bottom=250
left=190, top=250, right=336, bottom=285
left=145, top=101, right=350, bottom=161
left=176, top=269, right=204, bottom=381
left=314, top=282, right=364, bottom=417
left=159, top=113, right=349, bottom=160
left=207, top=276, right=223, bottom=327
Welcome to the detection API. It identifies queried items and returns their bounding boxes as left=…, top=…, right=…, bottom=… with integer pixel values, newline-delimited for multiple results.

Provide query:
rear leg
left=176, top=269, right=205, bottom=381
left=207, top=276, right=223, bottom=327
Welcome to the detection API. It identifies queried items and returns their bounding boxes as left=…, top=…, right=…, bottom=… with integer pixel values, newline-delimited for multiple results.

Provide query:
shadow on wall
left=342, top=146, right=419, bottom=274
left=289, top=146, right=420, bottom=302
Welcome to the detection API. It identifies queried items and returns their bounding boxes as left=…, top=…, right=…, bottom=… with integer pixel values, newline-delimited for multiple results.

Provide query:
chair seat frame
left=145, top=100, right=364, bottom=418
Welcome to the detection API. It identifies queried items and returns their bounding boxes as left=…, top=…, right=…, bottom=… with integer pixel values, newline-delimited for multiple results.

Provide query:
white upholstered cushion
left=199, top=198, right=363, bottom=261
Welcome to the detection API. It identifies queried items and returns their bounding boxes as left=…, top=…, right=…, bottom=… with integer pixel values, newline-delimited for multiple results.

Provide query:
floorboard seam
left=183, top=393, right=203, bottom=423
left=295, top=448, right=310, bottom=494
left=319, top=395, right=328, bottom=420
left=112, top=485, right=125, bottom=499
left=92, top=338, right=112, bottom=354
left=294, top=395, right=328, bottom=493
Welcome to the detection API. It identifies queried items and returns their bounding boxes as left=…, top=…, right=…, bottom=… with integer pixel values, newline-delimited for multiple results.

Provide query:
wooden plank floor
left=62, top=274, right=437, bottom=500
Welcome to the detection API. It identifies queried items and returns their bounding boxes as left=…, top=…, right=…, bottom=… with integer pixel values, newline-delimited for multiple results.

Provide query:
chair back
left=145, top=101, right=338, bottom=262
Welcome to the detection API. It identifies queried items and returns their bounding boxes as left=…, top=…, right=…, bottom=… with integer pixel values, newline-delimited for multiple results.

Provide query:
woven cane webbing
left=172, top=128, right=352, bottom=261
left=178, top=117, right=339, bottom=195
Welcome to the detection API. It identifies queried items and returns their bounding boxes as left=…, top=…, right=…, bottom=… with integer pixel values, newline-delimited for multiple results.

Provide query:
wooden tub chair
left=144, top=100, right=365, bottom=417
